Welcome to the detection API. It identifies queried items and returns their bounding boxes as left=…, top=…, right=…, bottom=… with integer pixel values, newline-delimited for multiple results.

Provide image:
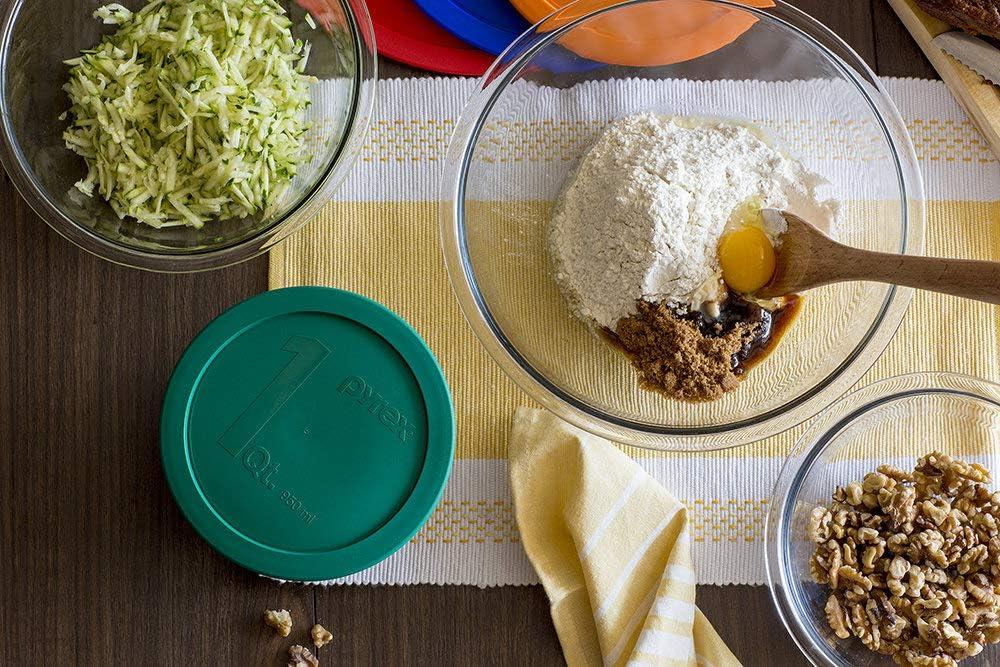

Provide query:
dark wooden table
left=0, top=2, right=937, bottom=664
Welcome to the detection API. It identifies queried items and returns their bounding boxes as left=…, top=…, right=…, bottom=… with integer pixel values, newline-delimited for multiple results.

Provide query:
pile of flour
left=550, top=113, right=839, bottom=328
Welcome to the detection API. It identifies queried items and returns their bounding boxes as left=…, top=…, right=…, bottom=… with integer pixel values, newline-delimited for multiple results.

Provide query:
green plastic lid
left=160, top=287, right=454, bottom=581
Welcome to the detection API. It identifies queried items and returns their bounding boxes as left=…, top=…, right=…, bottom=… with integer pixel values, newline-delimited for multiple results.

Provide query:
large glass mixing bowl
left=0, top=0, right=375, bottom=271
left=441, top=0, right=924, bottom=451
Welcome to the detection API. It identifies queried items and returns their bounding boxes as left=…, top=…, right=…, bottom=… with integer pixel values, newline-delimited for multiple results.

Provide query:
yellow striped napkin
left=509, top=407, right=741, bottom=667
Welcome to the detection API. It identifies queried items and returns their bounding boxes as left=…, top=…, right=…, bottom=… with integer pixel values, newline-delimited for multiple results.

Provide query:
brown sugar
left=610, top=300, right=761, bottom=402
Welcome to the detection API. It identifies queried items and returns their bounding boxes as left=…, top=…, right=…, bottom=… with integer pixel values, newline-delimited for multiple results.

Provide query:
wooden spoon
left=756, top=209, right=1000, bottom=305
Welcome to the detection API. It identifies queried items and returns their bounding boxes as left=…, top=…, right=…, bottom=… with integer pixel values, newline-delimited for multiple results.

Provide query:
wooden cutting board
left=886, top=0, right=1000, bottom=156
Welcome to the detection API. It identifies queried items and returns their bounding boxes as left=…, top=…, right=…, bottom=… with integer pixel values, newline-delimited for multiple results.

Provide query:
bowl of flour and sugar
left=441, top=0, right=925, bottom=451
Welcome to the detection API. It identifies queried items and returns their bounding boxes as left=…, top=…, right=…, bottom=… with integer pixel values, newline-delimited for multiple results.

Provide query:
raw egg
left=718, top=225, right=776, bottom=294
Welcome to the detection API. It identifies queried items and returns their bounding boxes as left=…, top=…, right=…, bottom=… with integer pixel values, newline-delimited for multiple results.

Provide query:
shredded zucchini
left=63, top=0, right=316, bottom=229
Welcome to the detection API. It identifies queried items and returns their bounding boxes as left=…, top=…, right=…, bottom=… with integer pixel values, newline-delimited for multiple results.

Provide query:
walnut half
left=311, top=624, right=333, bottom=649
left=288, top=645, right=319, bottom=667
left=264, top=609, right=293, bottom=638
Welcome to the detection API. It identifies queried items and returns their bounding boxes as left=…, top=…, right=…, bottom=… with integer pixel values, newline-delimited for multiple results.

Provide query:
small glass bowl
left=0, top=0, right=376, bottom=272
left=766, top=372, right=1000, bottom=665
left=442, top=0, right=925, bottom=451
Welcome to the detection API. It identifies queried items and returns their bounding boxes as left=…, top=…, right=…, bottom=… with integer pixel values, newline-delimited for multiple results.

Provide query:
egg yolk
left=718, top=225, right=776, bottom=294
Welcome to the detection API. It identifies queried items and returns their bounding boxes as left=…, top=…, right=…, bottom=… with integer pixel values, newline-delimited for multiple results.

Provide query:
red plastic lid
left=368, top=0, right=493, bottom=76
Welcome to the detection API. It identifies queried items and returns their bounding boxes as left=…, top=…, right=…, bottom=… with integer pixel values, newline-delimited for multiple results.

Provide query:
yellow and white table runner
left=271, top=77, right=1000, bottom=586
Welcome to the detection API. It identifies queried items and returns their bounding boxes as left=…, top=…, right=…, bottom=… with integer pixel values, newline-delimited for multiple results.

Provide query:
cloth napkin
left=270, top=76, right=1000, bottom=586
left=509, top=407, right=740, bottom=667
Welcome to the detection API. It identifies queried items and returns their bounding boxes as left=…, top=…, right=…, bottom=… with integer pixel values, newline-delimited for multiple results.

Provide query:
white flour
left=550, top=113, right=839, bottom=328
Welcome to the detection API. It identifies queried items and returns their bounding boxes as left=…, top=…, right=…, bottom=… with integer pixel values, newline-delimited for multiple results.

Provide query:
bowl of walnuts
left=766, top=372, right=1000, bottom=666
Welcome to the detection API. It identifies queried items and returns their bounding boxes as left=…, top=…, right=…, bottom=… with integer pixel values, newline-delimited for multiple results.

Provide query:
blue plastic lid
left=413, top=0, right=527, bottom=54
left=412, top=0, right=600, bottom=72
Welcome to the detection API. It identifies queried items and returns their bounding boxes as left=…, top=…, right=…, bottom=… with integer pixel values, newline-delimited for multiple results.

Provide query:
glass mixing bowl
left=0, top=0, right=375, bottom=272
left=766, top=373, right=1000, bottom=665
left=442, top=0, right=925, bottom=451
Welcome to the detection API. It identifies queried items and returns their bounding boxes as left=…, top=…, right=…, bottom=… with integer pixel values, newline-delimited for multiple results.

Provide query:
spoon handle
left=829, top=250, right=1000, bottom=305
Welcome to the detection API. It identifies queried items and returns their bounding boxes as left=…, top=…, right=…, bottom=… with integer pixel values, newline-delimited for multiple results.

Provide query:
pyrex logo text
left=337, top=375, right=416, bottom=443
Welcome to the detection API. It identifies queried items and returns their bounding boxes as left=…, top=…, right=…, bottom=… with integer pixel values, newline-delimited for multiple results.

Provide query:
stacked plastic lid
left=364, top=0, right=601, bottom=74
left=357, top=0, right=774, bottom=75
left=366, top=0, right=494, bottom=75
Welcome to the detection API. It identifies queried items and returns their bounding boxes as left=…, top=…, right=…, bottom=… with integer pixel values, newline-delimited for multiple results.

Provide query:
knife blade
left=932, top=31, right=1000, bottom=85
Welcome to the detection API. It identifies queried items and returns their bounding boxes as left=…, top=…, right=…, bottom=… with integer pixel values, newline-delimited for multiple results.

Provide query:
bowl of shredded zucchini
left=0, top=0, right=375, bottom=271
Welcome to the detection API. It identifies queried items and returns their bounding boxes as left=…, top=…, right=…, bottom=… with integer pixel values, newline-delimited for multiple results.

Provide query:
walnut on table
left=288, top=645, right=319, bottom=667
left=264, top=609, right=293, bottom=638
left=809, top=452, right=1000, bottom=666
left=311, top=624, right=334, bottom=648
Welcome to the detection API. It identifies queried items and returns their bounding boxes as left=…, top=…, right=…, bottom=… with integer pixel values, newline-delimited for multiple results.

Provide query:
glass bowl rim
left=0, top=0, right=377, bottom=273
left=764, top=371, right=1000, bottom=665
left=440, top=0, right=926, bottom=452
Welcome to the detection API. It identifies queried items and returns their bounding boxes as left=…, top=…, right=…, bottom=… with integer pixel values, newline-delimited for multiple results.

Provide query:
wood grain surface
left=0, top=2, right=937, bottom=665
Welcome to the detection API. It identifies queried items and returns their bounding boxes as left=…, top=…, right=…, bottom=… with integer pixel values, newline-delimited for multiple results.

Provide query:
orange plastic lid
left=511, top=0, right=775, bottom=67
